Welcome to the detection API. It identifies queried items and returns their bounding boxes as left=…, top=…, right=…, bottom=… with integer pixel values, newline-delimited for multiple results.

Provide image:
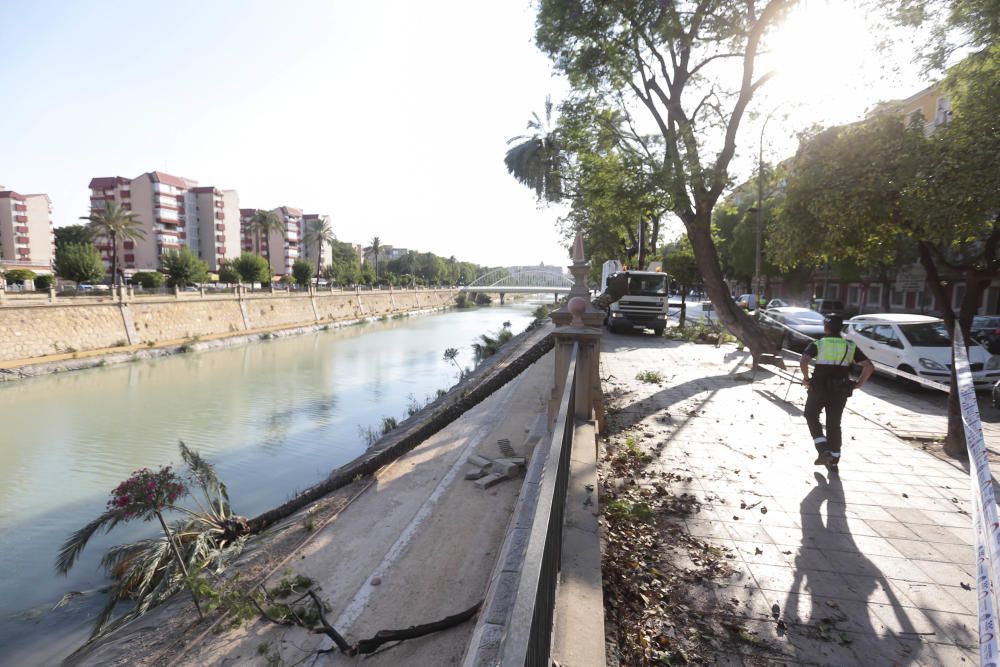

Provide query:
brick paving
left=600, top=333, right=981, bottom=666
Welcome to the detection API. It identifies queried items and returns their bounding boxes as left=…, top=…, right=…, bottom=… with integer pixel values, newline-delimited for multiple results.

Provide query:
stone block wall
left=0, top=290, right=459, bottom=364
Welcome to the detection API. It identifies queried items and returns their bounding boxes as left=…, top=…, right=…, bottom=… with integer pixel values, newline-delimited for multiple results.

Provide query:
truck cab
left=602, top=260, right=670, bottom=335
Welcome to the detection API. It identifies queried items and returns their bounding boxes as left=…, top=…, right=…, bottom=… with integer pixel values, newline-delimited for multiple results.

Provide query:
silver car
left=760, top=307, right=826, bottom=351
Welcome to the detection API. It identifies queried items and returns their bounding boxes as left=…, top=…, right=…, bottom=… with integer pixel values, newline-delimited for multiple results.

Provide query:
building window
left=847, top=284, right=860, bottom=305
left=867, top=285, right=882, bottom=306
left=891, top=288, right=905, bottom=307
left=825, top=284, right=839, bottom=299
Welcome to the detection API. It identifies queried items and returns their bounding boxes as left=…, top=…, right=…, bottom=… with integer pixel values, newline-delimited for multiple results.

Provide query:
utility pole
left=753, top=108, right=779, bottom=306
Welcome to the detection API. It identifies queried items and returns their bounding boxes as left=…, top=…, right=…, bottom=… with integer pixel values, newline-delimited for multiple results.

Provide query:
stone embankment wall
left=0, top=289, right=458, bottom=364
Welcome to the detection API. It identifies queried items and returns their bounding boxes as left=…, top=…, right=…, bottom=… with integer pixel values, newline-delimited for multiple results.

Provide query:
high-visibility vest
left=814, top=337, right=856, bottom=366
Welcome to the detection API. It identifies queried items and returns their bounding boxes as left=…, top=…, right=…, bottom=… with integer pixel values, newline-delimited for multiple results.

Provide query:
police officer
left=799, top=314, right=874, bottom=471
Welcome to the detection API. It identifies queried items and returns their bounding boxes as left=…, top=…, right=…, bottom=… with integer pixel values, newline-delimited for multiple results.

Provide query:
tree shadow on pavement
left=782, top=472, right=924, bottom=666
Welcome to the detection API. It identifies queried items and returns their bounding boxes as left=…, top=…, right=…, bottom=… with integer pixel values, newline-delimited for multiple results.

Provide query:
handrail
left=498, top=343, right=578, bottom=666
left=953, top=325, right=1000, bottom=665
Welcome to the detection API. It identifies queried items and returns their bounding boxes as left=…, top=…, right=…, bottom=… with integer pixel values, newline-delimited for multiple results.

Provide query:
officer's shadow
left=782, top=473, right=923, bottom=664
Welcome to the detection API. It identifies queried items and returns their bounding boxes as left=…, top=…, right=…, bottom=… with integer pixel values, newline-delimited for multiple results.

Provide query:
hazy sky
left=1, top=0, right=928, bottom=267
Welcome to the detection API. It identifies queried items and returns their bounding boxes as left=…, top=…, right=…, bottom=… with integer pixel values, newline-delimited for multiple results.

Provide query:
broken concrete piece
left=497, top=456, right=526, bottom=466
left=465, top=468, right=489, bottom=480
left=468, top=455, right=492, bottom=468
left=493, top=458, right=526, bottom=477
left=474, top=473, right=506, bottom=490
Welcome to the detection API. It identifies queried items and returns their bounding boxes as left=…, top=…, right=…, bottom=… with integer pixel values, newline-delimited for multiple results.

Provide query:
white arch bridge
left=460, top=266, right=575, bottom=300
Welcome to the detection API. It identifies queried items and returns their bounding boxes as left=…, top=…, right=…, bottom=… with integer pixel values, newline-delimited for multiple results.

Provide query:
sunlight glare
left=762, top=0, right=887, bottom=125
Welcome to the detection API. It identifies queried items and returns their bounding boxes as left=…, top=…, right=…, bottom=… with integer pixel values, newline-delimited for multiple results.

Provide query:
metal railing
left=498, top=343, right=578, bottom=666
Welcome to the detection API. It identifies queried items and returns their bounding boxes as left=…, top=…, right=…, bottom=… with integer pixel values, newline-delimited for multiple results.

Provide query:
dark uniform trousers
left=803, top=382, right=849, bottom=456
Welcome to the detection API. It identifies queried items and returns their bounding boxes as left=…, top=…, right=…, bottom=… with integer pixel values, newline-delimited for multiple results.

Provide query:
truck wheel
left=652, top=325, right=665, bottom=336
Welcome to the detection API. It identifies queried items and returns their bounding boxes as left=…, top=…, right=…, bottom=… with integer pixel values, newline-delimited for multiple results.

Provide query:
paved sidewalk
left=601, top=333, right=980, bottom=666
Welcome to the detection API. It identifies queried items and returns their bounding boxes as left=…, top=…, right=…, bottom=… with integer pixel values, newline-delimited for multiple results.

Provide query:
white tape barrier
left=954, top=325, right=1000, bottom=666
left=755, top=310, right=950, bottom=392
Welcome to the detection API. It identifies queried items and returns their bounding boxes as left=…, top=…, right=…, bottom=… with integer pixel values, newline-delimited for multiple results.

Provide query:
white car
left=843, top=314, right=1000, bottom=390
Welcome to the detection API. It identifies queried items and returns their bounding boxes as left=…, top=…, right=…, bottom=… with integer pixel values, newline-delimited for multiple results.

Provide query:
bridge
left=460, top=266, right=575, bottom=302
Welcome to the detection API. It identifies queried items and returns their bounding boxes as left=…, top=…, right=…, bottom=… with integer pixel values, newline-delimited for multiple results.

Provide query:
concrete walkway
left=176, top=334, right=554, bottom=666
left=600, top=333, right=981, bottom=666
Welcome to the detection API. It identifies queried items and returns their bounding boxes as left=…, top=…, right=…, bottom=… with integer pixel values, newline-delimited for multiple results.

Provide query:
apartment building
left=88, top=171, right=240, bottom=275
left=191, top=187, right=241, bottom=271
left=0, top=186, right=55, bottom=275
left=238, top=206, right=306, bottom=276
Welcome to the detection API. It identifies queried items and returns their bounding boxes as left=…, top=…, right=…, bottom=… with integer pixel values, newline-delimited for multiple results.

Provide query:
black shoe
left=814, top=451, right=835, bottom=466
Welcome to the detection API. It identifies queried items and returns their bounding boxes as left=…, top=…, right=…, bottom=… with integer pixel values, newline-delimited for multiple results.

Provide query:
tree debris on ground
left=600, top=425, right=785, bottom=665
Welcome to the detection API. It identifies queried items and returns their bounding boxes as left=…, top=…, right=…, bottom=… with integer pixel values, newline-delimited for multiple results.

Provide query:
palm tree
left=367, top=236, right=382, bottom=279
left=249, top=210, right=283, bottom=283
left=303, top=216, right=336, bottom=286
left=504, top=95, right=562, bottom=203
left=56, top=442, right=248, bottom=638
left=81, top=202, right=146, bottom=286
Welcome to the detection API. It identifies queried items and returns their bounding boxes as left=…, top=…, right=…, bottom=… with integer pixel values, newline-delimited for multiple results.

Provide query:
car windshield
left=788, top=311, right=824, bottom=324
left=627, top=274, right=667, bottom=296
left=899, top=322, right=951, bottom=347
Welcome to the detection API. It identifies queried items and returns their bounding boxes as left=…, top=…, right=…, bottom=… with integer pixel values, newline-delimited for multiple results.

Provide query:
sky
left=0, top=0, right=930, bottom=267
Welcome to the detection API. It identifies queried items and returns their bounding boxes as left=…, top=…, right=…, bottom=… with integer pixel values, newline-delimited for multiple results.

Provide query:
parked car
left=971, top=315, right=1000, bottom=354
left=843, top=314, right=1000, bottom=390
left=736, top=294, right=759, bottom=311
left=766, top=298, right=792, bottom=309
left=760, top=307, right=826, bottom=351
left=811, top=299, right=845, bottom=315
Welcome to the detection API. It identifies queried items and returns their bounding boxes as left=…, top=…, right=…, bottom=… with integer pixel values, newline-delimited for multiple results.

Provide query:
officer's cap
left=824, top=314, right=844, bottom=331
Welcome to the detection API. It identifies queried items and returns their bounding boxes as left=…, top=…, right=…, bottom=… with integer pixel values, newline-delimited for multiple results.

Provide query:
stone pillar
left=551, top=231, right=604, bottom=328
left=49, top=287, right=56, bottom=303
left=548, top=233, right=605, bottom=427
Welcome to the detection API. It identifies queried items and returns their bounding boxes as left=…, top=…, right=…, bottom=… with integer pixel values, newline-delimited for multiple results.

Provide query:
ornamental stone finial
left=572, top=231, right=586, bottom=263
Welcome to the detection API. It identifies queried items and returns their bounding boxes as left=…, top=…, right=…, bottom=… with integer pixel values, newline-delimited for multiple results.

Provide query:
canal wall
left=0, top=289, right=459, bottom=365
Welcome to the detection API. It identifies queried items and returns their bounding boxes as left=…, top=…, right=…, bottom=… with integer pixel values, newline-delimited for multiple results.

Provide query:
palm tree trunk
left=155, top=510, right=203, bottom=619
left=110, top=231, right=118, bottom=287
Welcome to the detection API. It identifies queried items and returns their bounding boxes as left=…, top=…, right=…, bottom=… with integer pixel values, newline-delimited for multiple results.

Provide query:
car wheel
left=897, top=364, right=921, bottom=391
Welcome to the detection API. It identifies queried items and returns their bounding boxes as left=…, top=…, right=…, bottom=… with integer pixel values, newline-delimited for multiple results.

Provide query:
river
left=0, top=301, right=540, bottom=666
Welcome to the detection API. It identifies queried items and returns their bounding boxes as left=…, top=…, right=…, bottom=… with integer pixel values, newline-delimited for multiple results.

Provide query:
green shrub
left=130, top=271, right=165, bottom=289
left=34, top=274, right=56, bottom=290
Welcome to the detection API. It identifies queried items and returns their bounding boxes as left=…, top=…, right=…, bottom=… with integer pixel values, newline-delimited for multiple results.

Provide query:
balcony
left=216, top=224, right=225, bottom=232
left=216, top=235, right=226, bottom=243
left=157, top=236, right=181, bottom=246
left=15, top=226, right=28, bottom=233
left=215, top=211, right=224, bottom=220
left=216, top=246, right=225, bottom=255
left=16, top=236, right=30, bottom=244
left=14, top=204, right=26, bottom=212
left=14, top=215, right=27, bottom=223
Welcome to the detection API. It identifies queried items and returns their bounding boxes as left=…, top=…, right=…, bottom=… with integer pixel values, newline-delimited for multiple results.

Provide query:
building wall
left=0, top=290, right=459, bottom=363
left=24, top=194, right=54, bottom=268
left=128, top=175, right=159, bottom=272
left=220, top=190, right=241, bottom=263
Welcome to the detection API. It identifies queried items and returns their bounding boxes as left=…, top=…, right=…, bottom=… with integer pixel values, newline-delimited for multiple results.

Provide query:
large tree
left=366, top=236, right=383, bottom=278
left=54, top=224, right=93, bottom=251
left=533, top=0, right=797, bottom=366
left=81, top=201, right=145, bottom=286
left=248, top=210, right=284, bottom=280
left=303, top=215, right=336, bottom=286
left=160, top=247, right=209, bottom=289
left=770, top=48, right=1000, bottom=455
left=504, top=95, right=563, bottom=203
left=54, top=243, right=105, bottom=286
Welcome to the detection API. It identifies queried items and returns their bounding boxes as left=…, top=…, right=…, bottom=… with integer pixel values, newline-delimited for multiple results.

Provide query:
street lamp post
left=753, top=108, right=780, bottom=307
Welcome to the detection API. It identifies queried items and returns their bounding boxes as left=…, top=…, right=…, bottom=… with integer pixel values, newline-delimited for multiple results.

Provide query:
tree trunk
left=685, top=218, right=779, bottom=368
left=246, top=334, right=555, bottom=534
left=110, top=231, right=118, bottom=287
left=679, top=289, right=687, bottom=329
left=918, top=242, right=966, bottom=458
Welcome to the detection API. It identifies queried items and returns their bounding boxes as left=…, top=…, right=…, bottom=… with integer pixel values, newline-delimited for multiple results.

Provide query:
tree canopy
left=54, top=243, right=105, bottom=286
left=160, top=247, right=209, bottom=288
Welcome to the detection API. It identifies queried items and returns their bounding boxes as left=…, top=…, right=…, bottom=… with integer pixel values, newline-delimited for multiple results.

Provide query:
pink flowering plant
left=107, top=466, right=187, bottom=522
